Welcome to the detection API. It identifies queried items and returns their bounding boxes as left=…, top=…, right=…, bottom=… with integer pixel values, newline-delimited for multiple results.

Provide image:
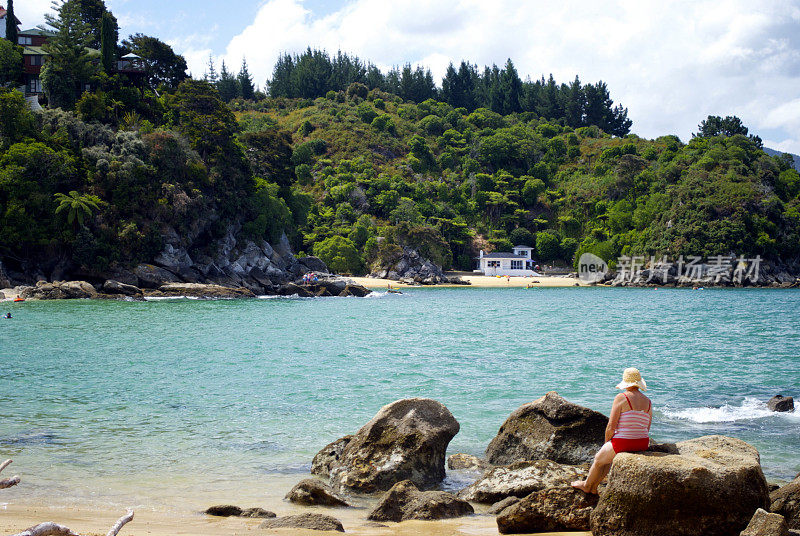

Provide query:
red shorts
left=611, top=437, right=649, bottom=453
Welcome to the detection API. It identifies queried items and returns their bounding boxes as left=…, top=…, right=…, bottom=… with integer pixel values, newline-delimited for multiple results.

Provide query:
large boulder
left=367, top=480, right=474, bottom=522
left=590, top=435, right=770, bottom=536
left=741, top=508, right=790, bottom=536
left=485, top=391, right=608, bottom=465
left=496, top=486, right=598, bottom=534
left=21, top=280, right=97, bottom=300
left=771, top=476, right=800, bottom=530
left=133, top=264, right=182, bottom=288
left=768, top=395, right=795, bottom=413
left=259, top=514, right=344, bottom=532
left=311, top=436, right=353, bottom=477
left=298, top=256, right=329, bottom=273
left=320, top=398, right=459, bottom=493
left=285, top=479, right=351, bottom=507
left=102, top=280, right=143, bottom=297
left=458, top=459, right=587, bottom=503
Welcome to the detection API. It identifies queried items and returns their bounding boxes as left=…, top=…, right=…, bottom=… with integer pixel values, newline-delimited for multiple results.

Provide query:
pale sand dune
left=0, top=502, right=589, bottom=536
left=351, top=275, right=587, bottom=289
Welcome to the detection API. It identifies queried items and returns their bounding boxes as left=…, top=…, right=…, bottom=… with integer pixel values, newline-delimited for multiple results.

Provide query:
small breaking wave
left=662, top=397, right=798, bottom=423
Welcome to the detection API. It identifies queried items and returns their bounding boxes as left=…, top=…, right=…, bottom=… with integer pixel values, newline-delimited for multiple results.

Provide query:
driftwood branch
left=0, top=459, right=20, bottom=489
left=7, top=509, right=134, bottom=536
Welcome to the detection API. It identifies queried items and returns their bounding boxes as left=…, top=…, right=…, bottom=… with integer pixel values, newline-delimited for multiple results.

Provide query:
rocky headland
left=0, top=230, right=373, bottom=300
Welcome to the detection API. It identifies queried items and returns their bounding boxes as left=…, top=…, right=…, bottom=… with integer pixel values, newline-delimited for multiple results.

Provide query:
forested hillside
left=1, top=0, right=799, bottom=283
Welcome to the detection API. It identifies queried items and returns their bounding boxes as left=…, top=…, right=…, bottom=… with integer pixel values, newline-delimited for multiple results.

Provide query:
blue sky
left=14, top=0, right=800, bottom=154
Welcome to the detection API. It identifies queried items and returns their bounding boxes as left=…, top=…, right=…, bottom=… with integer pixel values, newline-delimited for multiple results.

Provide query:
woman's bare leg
left=572, top=441, right=616, bottom=494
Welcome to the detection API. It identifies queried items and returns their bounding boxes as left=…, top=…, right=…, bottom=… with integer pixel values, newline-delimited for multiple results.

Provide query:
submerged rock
left=488, top=497, right=521, bottom=515
left=367, top=480, right=474, bottom=522
left=204, top=505, right=275, bottom=518
left=741, top=508, right=790, bottom=536
left=771, top=475, right=800, bottom=530
left=321, top=398, right=459, bottom=493
left=286, top=479, right=351, bottom=507
left=447, top=453, right=489, bottom=472
left=458, top=459, right=587, bottom=503
left=485, top=391, right=607, bottom=465
left=590, top=435, right=770, bottom=536
left=496, top=486, right=598, bottom=534
left=147, top=283, right=255, bottom=299
left=259, top=513, right=344, bottom=532
left=768, top=395, right=795, bottom=413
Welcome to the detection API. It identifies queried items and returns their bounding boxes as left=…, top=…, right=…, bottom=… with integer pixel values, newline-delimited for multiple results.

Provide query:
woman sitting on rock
left=572, top=368, right=652, bottom=494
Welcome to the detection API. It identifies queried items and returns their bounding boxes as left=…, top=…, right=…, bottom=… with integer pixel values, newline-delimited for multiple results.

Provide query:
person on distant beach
left=571, top=368, right=652, bottom=494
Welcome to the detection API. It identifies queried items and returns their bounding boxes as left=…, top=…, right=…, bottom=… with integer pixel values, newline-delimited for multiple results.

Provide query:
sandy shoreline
left=0, top=501, right=588, bottom=536
left=352, top=274, right=587, bottom=289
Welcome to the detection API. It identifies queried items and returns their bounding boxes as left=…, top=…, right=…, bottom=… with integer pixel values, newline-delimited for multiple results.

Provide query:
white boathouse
left=477, top=246, right=540, bottom=276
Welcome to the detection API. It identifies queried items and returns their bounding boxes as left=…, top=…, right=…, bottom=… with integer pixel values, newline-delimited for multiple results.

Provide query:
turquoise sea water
left=1, top=287, right=799, bottom=507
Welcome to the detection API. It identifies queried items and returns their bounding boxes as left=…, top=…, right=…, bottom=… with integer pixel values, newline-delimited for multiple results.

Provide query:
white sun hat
left=616, top=367, right=647, bottom=391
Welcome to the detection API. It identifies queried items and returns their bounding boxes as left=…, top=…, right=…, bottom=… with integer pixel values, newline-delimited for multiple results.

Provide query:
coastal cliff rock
left=21, top=280, right=98, bottom=300
left=590, top=435, right=770, bottom=536
left=741, top=508, right=790, bottom=536
left=768, top=395, right=795, bottom=412
left=133, top=264, right=183, bottom=288
left=320, top=398, right=460, bottom=493
left=285, top=479, right=351, bottom=507
left=370, top=246, right=459, bottom=285
left=485, top=392, right=608, bottom=465
left=259, top=513, right=344, bottom=532
left=771, top=475, right=800, bottom=529
left=447, top=453, right=489, bottom=471
left=458, top=459, right=588, bottom=503
left=311, top=436, right=353, bottom=477
left=367, top=480, right=473, bottom=522
left=496, top=486, right=598, bottom=534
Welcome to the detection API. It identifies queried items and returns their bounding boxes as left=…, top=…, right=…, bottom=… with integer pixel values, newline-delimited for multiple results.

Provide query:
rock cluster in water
left=203, top=392, right=790, bottom=535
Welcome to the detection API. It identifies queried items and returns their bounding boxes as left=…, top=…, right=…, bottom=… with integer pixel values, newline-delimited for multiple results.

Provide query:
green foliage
left=536, top=231, right=560, bottom=261
left=0, top=39, right=22, bottom=87
left=122, top=34, right=188, bottom=90
left=509, top=227, right=534, bottom=246
left=5, top=0, right=18, bottom=45
left=54, top=190, right=102, bottom=227
left=0, top=89, right=36, bottom=148
left=99, top=11, right=116, bottom=72
left=313, top=235, right=362, bottom=274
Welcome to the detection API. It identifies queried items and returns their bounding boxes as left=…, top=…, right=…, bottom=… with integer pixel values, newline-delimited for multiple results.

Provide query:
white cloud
left=189, top=0, right=800, bottom=154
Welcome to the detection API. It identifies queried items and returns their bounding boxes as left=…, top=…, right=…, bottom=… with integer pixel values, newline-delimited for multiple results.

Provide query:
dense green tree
left=0, top=88, right=35, bottom=147
left=0, top=38, right=22, bottom=87
left=122, top=34, right=188, bottom=89
left=41, top=0, right=100, bottom=109
left=71, top=0, right=116, bottom=49
left=313, top=235, right=362, bottom=274
left=536, top=231, right=561, bottom=261
left=205, top=57, right=218, bottom=85
left=5, top=0, right=18, bottom=45
left=696, top=115, right=763, bottom=148
left=238, top=58, right=255, bottom=100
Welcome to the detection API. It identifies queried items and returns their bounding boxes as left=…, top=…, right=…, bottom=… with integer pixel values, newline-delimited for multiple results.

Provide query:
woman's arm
left=605, top=394, right=624, bottom=442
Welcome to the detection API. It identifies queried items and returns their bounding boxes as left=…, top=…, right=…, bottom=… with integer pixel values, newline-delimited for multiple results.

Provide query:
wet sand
left=0, top=502, right=588, bottom=536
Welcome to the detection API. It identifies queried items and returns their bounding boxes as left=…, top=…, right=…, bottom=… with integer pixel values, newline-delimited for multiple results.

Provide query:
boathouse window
left=487, top=261, right=500, bottom=268
left=511, top=260, right=523, bottom=270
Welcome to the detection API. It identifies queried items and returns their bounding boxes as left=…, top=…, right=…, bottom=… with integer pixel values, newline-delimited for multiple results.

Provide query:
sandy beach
left=0, top=501, right=588, bottom=536
left=351, top=274, right=587, bottom=289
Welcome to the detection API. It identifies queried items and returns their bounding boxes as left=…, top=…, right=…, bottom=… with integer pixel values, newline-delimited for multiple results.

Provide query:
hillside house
left=477, top=246, right=540, bottom=276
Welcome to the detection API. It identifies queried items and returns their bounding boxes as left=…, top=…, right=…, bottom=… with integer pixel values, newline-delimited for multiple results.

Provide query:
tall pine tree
left=238, top=58, right=254, bottom=100
left=216, top=60, right=240, bottom=102
left=99, top=11, right=115, bottom=72
left=5, top=0, right=18, bottom=44
left=205, top=57, right=218, bottom=85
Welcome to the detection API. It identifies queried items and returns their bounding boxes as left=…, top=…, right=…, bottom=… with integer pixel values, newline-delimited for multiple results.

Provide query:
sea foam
left=662, top=397, right=798, bottom=423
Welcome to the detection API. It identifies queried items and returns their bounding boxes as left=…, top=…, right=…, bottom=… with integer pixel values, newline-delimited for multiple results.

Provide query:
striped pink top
left=613, top=394, right=652, bottom=440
